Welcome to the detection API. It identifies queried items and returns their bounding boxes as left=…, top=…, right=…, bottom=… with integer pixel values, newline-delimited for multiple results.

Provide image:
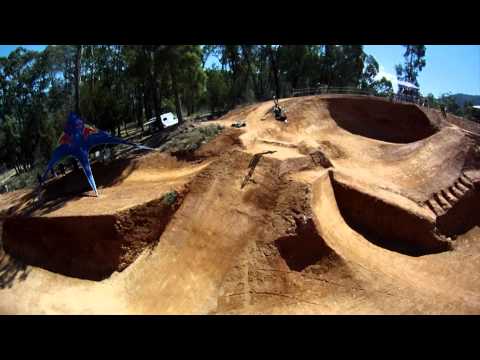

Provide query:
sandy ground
left=1, top=94, right=480, bottom=314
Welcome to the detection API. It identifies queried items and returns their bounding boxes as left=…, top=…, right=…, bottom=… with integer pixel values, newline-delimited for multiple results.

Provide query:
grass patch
left=162, top=191, right=178, bottom=206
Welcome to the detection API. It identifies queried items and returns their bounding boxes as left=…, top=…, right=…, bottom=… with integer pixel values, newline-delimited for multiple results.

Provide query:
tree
left=463, top=101, right=475, bottom=121
left=206, top=68, right=228, bottom=113
left=174, top=45, right=205, bottom=116
left=372, top=77, right=394, bottom=97
left=396, top=45, right=426, bottom=86
left=266, top=45, right=283, bottom=98
left=74, top=45, right=82, bottom=114
left=336, top=45, right=365, bottom=87
left=471, top=107, right=480, bottom=123
left=201, top=45, right=218, bottom=69
left=217, top=45, right=247, bottom=106
left=0, top=115, right=20, bottom=172
left=278, top=45, right=323, bottom=93
left=439, top=93, right=461, bottom=115
left=143, top=45, right=204, bottom=123
left=425, top=93, right=438, bottom=108
left=1, top=43, right=411, bottom=182
left=360, top=55, right=379, bottom=90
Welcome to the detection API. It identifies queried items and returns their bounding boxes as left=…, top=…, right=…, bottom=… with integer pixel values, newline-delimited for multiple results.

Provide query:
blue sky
left=1, top=45, right=479, bottom=97
left=0, top=45, right=47, bottom=56
left=364, top=45, right=480, bottom=97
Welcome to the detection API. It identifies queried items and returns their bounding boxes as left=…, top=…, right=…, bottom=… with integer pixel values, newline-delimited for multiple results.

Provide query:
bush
left=160, top=124, right=223, bottom=154
left=162, top=191, right=178, bottom=206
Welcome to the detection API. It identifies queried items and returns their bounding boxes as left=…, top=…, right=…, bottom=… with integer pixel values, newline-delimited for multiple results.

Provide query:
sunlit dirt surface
left=1, top=94, right=480, bottom=314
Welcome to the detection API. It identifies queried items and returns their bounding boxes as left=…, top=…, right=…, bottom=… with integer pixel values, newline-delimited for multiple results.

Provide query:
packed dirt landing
left=1, top=94, right=480, bottom=314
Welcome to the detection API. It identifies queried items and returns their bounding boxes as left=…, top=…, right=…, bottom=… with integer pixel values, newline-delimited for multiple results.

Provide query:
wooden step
left=434, top=192, right=452, bottom=211
left=459, top=175, right=474, bottom=189
left=426, top=199, right=445, bottom=216
left=425, top=200, right=435, bottom=213
left=463, top=172, right=474, bottom=183
left=455, top=181, right=469, bottom=193
left=441, top=189, right=458, bottom=205
left=449, top=185, right=464, bottom=198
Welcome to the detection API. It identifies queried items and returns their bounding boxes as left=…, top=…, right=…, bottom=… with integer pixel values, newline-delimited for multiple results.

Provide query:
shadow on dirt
left=327, top=97, right=438, bottom=143
left=331, top=176, right=451, bottom=256
left=44, top=156, right=139, bottom=197
left=4, top=157, right=142, bottom=217
left=275, top=217, right=337, bottom=271
left=0, top=252, right=31, bottom=289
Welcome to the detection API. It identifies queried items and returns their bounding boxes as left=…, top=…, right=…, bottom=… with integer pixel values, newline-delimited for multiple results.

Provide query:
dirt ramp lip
left=2, top=193, right=183, bottom=281
left=326, top=97, right=439, bottom=143
left=327, top=171, right=450, bottom=256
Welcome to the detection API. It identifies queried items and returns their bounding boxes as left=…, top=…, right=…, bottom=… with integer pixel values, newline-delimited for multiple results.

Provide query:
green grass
left=162, top=191, right=178, bottom=206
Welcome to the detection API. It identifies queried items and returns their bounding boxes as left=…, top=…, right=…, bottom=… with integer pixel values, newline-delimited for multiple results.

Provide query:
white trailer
left=146, top=112, right=179, bottom=131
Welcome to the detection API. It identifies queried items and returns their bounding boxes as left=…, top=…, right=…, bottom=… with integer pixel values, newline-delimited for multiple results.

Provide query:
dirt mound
left=211, top=157, right=354, bottom=314
left=38, top=152, right=184, bottom=201
left=326, top=97, right=439, bottom=143
left=160, top=124, right=224, bottom=159
left=2, top=190, right=185, bottom=280
left=2, top=94, right=480, bottom=314
left=129, top=151, right=186, bottom=171
left=311, top=170, right=480, bottom=314
left=193, top=128, right=245, bottom=159
left=0, top=152, right=204, bottom=280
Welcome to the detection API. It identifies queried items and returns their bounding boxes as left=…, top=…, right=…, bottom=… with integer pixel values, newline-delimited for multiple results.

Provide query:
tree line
left=2, top=44, right=445, bottom=176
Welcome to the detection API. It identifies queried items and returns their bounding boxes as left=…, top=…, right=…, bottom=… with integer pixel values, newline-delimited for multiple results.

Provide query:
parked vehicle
left=145, top=112, right=179, bottom=132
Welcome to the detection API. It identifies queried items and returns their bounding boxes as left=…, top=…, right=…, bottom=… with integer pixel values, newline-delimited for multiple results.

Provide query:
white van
left=147, top=112, right=179, bottom=131
left=159, top=112, right=179, bottom=128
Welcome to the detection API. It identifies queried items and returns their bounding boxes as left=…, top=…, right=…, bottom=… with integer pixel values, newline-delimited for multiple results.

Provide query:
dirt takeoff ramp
left=1, top=153, right=207, bottom=280
left=2, top=94, right=480, bottom=314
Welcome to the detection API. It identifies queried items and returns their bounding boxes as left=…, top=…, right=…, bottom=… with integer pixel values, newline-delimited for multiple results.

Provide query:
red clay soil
left=2, top=94, right=480, bottom=314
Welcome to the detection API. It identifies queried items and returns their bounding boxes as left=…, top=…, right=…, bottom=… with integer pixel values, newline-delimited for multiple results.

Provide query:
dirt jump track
left=1, top=94, right=480, bottom=314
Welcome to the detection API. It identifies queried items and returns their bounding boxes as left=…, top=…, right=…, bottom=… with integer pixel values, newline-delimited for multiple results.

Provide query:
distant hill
left=451, top=93, right=480, bottom=107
